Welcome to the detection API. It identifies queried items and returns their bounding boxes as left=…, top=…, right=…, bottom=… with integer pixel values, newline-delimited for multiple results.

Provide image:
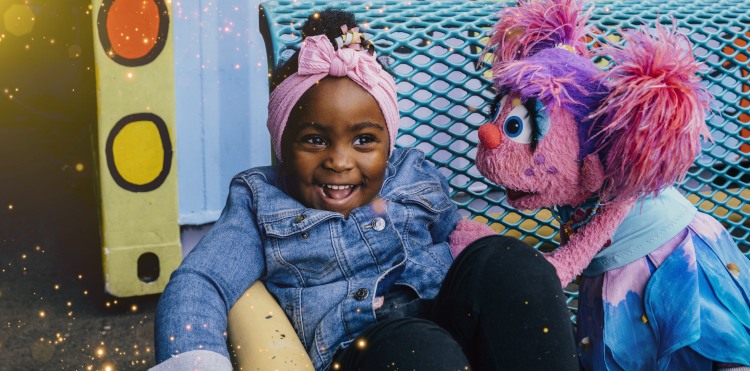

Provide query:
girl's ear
left=580, top=153, right=604, bottom=194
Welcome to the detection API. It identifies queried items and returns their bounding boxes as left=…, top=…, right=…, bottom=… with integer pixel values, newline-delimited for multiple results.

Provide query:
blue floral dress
left=560, top=189, right=750, bottom=370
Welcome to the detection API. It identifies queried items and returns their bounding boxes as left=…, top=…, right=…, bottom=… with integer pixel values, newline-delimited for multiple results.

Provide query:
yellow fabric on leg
left=227, top=281, right=312, bottom=370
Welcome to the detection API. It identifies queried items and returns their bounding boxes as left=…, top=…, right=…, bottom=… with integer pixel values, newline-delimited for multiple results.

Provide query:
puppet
left=448, top=0, right=750, bottom=369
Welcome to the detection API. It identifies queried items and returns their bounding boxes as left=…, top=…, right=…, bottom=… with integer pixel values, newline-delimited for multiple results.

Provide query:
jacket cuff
left=150, top=350, right=232, bottom=371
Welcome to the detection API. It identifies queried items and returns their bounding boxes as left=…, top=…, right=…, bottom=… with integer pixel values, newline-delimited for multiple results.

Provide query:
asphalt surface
left=0, top=1, right=161, bottom=369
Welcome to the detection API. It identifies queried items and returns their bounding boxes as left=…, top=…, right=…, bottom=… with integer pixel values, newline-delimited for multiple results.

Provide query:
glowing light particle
left=728, top=263, right=740, bottom=278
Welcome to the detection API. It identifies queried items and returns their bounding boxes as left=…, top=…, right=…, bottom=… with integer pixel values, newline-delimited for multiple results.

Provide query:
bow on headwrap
left=298, top=34, right=382, bottom=89
left=267, top=34, right=399, bottom=162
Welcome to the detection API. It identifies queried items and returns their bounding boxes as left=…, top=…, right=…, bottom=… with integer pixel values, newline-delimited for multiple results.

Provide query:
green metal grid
left=259, top=0, right=750, bottom=323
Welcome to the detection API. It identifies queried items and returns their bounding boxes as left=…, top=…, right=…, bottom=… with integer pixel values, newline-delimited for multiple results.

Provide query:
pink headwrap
left=267, top=33, right=399, bottom=161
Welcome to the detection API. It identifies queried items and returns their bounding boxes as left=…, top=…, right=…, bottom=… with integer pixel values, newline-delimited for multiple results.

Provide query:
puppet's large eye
left=503, top=103, right=532, bottom=144
left=491, top=95, right=509, bottom=124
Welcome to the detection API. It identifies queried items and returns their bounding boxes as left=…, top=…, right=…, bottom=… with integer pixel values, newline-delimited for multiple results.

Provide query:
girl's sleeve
left=425, top=161, right=463, bottom=244
left=423, top=160, right=497, bottom=258
left=154, top=178, right=265, bottom=366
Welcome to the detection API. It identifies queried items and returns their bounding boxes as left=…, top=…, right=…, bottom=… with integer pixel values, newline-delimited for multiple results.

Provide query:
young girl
left=154, top=9, right=578, bottom=371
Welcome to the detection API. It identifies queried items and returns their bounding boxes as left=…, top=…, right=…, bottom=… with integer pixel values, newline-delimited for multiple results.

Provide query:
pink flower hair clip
left=335, top=25, right=375, bottom=55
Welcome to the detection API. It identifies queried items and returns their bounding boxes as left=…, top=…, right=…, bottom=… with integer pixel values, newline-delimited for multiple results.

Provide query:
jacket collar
left=245, top=148, right=447, bottom=237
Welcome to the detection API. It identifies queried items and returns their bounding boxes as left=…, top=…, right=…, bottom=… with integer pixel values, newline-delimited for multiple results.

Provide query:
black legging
left=332, top=235, right=579, bottom=371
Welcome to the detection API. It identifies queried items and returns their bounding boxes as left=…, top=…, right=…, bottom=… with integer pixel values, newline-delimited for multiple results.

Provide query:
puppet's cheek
left=476, top=143, right=534, bottom=191
left=475, top=145, right=506, bottom=186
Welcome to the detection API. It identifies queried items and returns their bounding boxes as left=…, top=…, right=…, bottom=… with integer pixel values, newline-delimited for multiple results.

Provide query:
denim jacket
left=155, top=148, right=462, bottom=370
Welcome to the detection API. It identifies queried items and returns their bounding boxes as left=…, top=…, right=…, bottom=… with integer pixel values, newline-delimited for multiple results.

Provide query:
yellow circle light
left=3, top=5, right=35, bottom=37
left=112, top=121, right=165, bottom=186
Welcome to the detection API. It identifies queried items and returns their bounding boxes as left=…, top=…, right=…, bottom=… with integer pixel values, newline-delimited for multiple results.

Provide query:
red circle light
left=107, top=0, right=160, bottom=59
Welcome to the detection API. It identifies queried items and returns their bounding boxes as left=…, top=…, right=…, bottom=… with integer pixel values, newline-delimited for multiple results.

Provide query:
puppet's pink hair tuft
left=590, top=17, right=713, bottom=204
left=486, top=0, right=594, bottom=63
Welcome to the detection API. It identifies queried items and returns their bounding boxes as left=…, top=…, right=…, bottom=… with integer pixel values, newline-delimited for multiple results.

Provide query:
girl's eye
left=304, top=136, right=327, bottom=146
left=504, top=103, right=532, bottom=144
left=492, top=95, right=509, bottom=124
left=354, top=135, right=376, bottom=146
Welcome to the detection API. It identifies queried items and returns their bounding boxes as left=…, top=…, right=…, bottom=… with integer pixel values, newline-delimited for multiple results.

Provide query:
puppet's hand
left=543, top=202, right=632, bottom=286
left=449, top=219, right=497, bottom=259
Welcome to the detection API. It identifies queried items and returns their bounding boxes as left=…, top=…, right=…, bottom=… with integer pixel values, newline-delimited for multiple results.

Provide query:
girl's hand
left=448, top=219, right=497, bottom=259
left=543, top=201, right=633, bottom=286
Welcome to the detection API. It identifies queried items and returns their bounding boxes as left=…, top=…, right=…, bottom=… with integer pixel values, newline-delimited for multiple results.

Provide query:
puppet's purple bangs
left=493, top=47, right=609, bottom=159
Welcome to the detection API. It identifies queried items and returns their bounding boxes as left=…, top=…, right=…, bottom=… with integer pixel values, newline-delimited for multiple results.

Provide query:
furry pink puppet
left=448, top=0, right=750, bottom=369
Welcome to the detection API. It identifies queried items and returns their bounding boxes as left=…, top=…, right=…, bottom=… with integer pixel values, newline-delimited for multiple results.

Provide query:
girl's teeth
left=325, top=185, right=351, bottom=190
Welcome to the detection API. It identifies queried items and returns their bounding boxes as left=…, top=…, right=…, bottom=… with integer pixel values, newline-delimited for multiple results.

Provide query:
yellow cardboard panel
left=90, top=0, right=181, bottom=297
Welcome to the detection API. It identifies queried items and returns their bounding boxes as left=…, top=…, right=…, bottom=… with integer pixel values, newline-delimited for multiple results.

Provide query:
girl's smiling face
left=282, top=76, right=390, bottom=219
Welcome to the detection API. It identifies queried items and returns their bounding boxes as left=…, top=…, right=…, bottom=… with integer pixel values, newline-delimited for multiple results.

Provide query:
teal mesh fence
left=259, top=0, right=750, bottom=323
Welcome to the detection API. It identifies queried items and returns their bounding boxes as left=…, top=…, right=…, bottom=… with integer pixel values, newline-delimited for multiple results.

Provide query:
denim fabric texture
left=155, top=148, right=462, bottom=371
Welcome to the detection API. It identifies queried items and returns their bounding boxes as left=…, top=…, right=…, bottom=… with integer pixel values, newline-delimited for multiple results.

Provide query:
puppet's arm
left=448, top=219, right=498, bottom=258
left=544, top=201, right=632, bottom=286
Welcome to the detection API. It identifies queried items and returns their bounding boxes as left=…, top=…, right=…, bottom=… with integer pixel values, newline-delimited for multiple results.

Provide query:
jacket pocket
left=392, top=189, right=450, bottom=249
left=268, top=229, right=343, bottom=287
left=298, top=258, right=339, bottom=280
left=398, top=188, right=451, bottom=213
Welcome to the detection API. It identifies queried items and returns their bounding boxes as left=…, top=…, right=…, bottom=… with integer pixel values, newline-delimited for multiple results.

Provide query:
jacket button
left=392, top=259, right=402, bottom=267
left=300, top=232, right=309, bottom=240
left=294, top=214, right=307, bottom=224
left=353, top=288, right=369, bottom=301
left=371, top=218, right=386, bottom=231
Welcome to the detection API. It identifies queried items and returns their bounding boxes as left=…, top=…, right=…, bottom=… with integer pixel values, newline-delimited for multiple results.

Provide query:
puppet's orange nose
left=478, top=124, right=501, bottom=149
